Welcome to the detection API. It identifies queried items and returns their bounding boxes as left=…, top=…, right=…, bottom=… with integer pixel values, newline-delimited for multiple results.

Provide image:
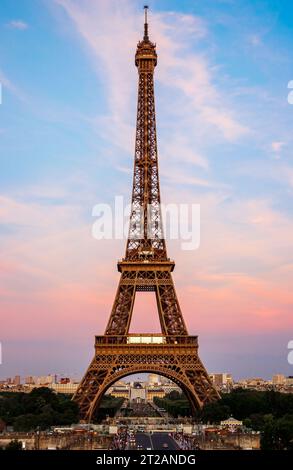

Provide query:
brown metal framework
left=73, top=8, right=219, bottom=422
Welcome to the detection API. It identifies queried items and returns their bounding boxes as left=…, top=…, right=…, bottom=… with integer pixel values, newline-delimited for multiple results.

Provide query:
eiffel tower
left=73, top=7, right=219, bottom=422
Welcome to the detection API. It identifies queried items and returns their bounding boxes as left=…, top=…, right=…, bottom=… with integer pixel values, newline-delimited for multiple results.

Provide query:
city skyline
left=1, top=370, right=292, bottom=384
left=1, top=0, right=293, bottom=381
left=1, top=369, right=293, bottom=385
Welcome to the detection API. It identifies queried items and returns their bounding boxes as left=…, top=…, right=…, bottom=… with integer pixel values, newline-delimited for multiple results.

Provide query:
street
left=134, top=432, right=179, bottom=450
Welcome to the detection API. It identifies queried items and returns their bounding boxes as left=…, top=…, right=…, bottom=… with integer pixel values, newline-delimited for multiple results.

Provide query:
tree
left=201, top=402, right=231, bottom=424
left=5, top=440, right=22, bottom=451
left=261, top=414, right=293, bottom=450
left=0, top=418, right=6, bottom=433
left=0, top=388, right=79, bottom=431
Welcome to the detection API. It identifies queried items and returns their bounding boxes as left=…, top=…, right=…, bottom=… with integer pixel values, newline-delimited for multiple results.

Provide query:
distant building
left=130, top=382, right=146, bottom=401
left=23, top=381, right=79, bottom=394
left=147, top=388, right=165, bottom=401
left=236, top=377, right=266, bottom=389
left=25, top=376, right=34, bottom=385
left=160, top=376, right=174, bottom=385
left=33, top=375, right=54, bottom=385
left=60, top=377, right=71, bottom=384
left=161, top=383, right=181, bottom=394
left=272, top=374, right=285, bottom=385
left=286, top=376, right=293, bottom=386
left=210, top=373, right=233, bottom=388
left=111, top=387, right=129, bottom=399
left=220, top=416, right=243, bottom=429
left=148, top=374, right=160, bottom=385
left=13, top=375, right=21, bottom=386
left=51, top=382, right=79, bottom=394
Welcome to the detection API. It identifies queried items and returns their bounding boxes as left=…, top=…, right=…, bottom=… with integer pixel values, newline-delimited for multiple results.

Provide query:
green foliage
left=154, top=388, right=293, bottom=450
left=261, top=414, right=293, bottom=450
left=199, top=389, right=293, bottom=425
left=93, top=396, right=124, bottom=423
left=200, top=401, right=231, bottom=423
left=0, top=388, right=79, bottom=431
left=154, top=394, right=190, bottom=418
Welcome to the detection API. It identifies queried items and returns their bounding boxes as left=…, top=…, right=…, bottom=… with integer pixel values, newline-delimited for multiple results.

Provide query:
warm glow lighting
left=127, top=335, right=166, bottom=344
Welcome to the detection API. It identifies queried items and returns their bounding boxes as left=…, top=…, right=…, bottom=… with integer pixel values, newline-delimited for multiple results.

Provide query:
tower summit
left=73, top=7, right=219, bottom=423
left=144, top=5, right=149, bottom=41
left=135, top=8, right=157, bottom=69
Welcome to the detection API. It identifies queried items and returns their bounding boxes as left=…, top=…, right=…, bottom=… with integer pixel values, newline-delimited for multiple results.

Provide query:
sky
left=0, top=0, right=293, bottom=381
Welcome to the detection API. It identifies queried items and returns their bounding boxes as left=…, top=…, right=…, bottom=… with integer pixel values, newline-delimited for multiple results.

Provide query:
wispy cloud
left=0, top=69, right=27, bottom=102
left=7, top=20, right=29, bottom=30
left=271, top=141, right=285, bottom=160
left=271, top=141, right=285, bottom=153
left=248, top=34, right=262, bottom=46
left=55, top=0, right=250, bottom=186
left=281, top=166, right=293, bottom=189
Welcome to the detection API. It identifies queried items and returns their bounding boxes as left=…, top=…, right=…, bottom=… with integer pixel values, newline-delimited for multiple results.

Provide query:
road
left=135, top=432, right=179, bottom=450
left=135, top=433, right=152, bottom=449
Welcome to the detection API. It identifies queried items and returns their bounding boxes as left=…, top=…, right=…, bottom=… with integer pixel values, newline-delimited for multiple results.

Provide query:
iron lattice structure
left=73, top=8, right=219, bottom=422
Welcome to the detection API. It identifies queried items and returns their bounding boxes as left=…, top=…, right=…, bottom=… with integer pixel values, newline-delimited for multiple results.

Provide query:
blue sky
left=0, top=0, right=293, bottom=380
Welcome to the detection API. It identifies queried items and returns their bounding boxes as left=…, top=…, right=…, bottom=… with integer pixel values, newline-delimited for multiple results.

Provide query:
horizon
left=1, top=371, right=292, bottom=383
left=1, top=0, right=293, bottom=381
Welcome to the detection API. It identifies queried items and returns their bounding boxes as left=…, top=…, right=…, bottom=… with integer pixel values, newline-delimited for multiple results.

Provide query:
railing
left=95, top=334, right=198, bottom=346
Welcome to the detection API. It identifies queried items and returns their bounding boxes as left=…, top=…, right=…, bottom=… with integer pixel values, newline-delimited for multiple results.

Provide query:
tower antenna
left=144, top=5, right=149, bottom=41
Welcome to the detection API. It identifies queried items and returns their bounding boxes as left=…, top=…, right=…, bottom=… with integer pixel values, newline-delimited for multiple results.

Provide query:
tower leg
left=105, top=283, right=136, bottom=336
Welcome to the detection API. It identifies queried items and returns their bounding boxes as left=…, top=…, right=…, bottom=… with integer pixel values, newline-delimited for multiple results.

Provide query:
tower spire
left=144, top=5, right=149, bottom=41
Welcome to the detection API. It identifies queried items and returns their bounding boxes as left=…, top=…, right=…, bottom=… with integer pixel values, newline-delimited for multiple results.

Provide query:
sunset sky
left=0, top=0, right=293, bottom=381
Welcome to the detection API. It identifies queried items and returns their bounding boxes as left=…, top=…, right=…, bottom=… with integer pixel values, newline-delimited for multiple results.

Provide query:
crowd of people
left=171, top=432, right=201, bottom=450
left=126, top=401, right=160, bottom=417
left=109, top=427, right=129, bottom=450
